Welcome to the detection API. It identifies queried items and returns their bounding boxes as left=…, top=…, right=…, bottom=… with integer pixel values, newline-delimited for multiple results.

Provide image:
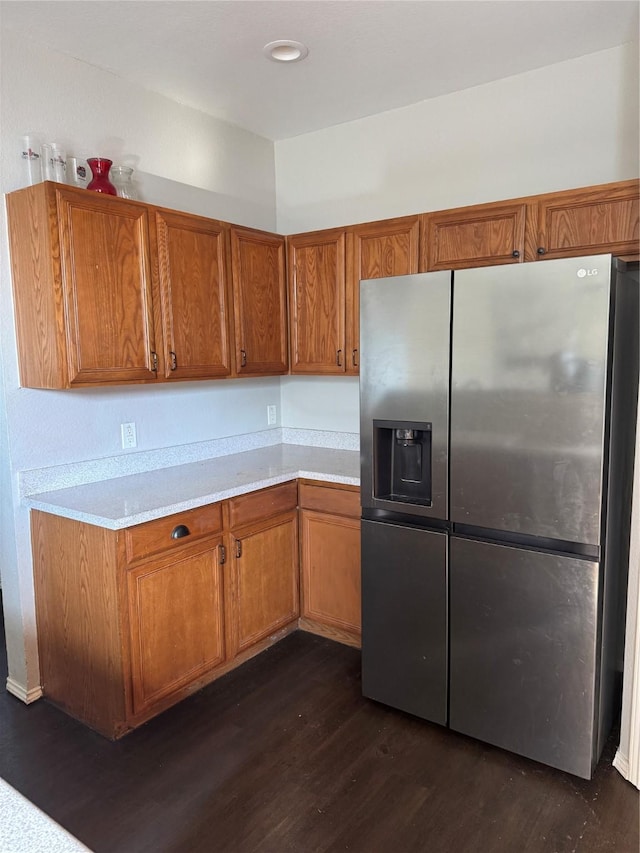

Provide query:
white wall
left=1, top=34, right=276, bottom=225
left=616, top=389, right=640, bottom=785
left=276, top=42, right=640, bottom=434
left=281, top=377, right=359, bottom=433
left=276, top=43, right=639, bottom=232
left=0, top=32, right=278, bottom=693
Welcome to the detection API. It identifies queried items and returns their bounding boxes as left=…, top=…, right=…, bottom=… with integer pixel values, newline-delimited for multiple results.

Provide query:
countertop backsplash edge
left=19, top=428, right=360, bottom=496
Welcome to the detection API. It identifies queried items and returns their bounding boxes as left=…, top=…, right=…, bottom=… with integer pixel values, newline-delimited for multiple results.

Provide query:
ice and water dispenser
left=373, top=420, right=432, bottom=506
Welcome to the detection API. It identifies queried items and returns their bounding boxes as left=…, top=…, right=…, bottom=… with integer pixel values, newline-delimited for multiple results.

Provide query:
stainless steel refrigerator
left=359, top=254, right=639, bottom=779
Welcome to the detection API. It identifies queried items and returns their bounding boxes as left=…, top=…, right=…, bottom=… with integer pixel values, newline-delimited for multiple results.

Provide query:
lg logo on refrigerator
left=577, top=268, right=599, bottom=278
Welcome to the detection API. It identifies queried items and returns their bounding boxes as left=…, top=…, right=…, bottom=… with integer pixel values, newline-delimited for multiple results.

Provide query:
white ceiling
left=1, top=1, right=638, bottom=140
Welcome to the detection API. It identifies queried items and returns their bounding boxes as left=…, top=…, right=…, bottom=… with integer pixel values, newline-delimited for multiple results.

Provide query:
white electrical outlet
left=267, top=405, right=277, bottom=426
left=120, top=422, right=137, bottom=449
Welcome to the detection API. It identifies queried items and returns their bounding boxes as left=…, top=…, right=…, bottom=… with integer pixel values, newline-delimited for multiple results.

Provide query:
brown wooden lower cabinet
left=31, top=479, right=360, bottom=738
left=31, top=512, right=132, bottom=738
left=127, top=544, right=226, bottom=717
left=299, top=481, right=362, bottom=648
left=230, top=513, right=299, bottom=654
left=227, top=482, right=299, bottom=657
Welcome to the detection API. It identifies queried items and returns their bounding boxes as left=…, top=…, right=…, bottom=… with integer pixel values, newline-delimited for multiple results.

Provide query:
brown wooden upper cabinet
left=7, top=182, right=159, bottom=388
left=287, top=217, right=420, bottom=376
left=153, top=208, right=233, bottom=380
left=8, top=179, right=639, bottom=388
left=7, top=184, right=290, bottom=389
left=229, top=226, right=288, bottom=376
left=346, top=216, right=420, bottom=373
left=420, top=201, right=527, bottom=271
left=287, top=228, right=346, bottom=374
left=528, top=180, right=640, bottom=261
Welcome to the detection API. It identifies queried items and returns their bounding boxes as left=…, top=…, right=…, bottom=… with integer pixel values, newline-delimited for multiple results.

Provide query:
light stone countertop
left=0, top=778, right=91, bottom=852
left=24, top=444, right=360, bottom=530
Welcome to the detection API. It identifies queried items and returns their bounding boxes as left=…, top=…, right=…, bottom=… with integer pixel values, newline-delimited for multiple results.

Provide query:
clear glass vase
left=110, top=165, right=136, bottom=200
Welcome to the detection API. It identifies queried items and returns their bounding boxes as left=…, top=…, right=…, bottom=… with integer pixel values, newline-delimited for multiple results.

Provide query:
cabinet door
left=154, top=209, right=233, bottom=380
left=127, top=544, right=226, bottom=715
left=56, top=189, right=158, bottom=385
left=231, top=512, right=299, bottom=655
left=300, top=509, right=361, bottom=636
left=346, top=216, right=420, bottom=374
left=531, top=180, right=640, bottom=261
left=421, top=201, right=527, bottom=271
left=287, top=229, right=346, bottom=374
left=230, top=226, right=288, bottom=375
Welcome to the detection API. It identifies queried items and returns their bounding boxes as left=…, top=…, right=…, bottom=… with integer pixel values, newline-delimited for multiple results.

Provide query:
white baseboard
left=6, top=677, right=43, bottom=704
left=613, top=749, right=635, bottom=786
left=613, top=750, right=640, bottom=788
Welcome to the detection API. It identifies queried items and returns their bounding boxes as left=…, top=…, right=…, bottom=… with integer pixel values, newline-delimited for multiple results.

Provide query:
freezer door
left=450, top=255, right=611, bottom=545
left=361, top=519, right=447, bottom=725
left=360, top=272, right=451, bottom=521
left=449, top=536, right=599, bottom=779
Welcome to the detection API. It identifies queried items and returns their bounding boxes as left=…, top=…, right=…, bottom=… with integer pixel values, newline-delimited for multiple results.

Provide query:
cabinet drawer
left=125, top=503, right=223, bottom=564
left=228, top=481, right=298, bottom=529
left=299, top=483, right=361, bottom=517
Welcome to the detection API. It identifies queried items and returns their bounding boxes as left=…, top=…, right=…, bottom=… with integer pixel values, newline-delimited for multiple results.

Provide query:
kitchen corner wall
left=0, top=30, right=279, bottom=694
left=275, top=42, right=640, bottom=233
left=276, top=39, right=640, bottom=468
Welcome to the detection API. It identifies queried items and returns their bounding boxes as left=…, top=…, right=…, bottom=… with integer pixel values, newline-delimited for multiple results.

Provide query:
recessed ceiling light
left=263, top=40, right=309, bottom=63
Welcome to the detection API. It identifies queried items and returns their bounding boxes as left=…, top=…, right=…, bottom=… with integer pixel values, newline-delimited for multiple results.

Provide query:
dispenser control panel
left=373, top=419, right=433, bottom=506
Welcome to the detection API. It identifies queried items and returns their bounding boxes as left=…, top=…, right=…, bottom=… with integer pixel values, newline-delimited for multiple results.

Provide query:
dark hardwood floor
left=1, top=604, right=638, bottom=853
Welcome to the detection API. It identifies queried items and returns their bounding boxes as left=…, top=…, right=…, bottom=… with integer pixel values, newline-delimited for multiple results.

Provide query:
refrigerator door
left=361, top=519, right=447, bottom=724
left=449, top=536, right=599, bottom=779
left=360, top=272, right=451, bottom=521
left=450, top=255, right=611, bottom=545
